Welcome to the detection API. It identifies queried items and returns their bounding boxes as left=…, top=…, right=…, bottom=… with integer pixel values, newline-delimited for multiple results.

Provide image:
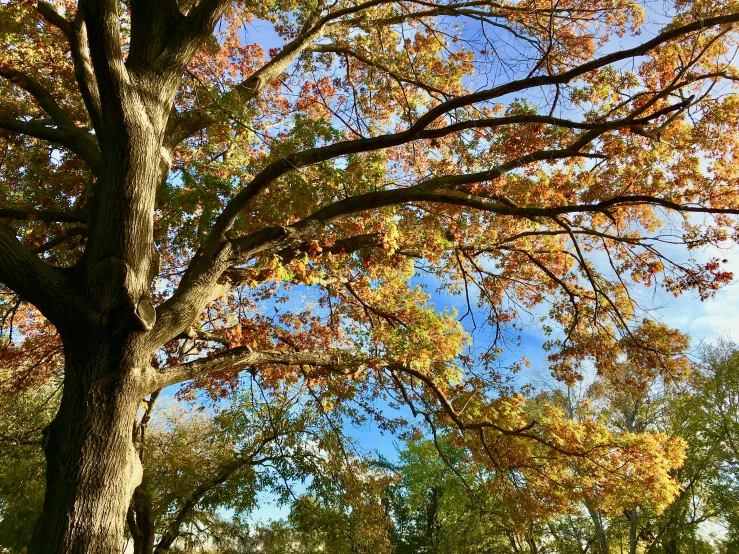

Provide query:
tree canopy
left=2, top=0, right=739, bottom=551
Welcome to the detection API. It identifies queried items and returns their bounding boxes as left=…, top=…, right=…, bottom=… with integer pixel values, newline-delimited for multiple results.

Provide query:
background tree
left=3, top=0, right=739, bottom=552
left=0, top=373, right=388, bottom=554
left=0, top=380, right=58, bottom=553
left=382, top=439, right=519, bottom=554
left=562, top=321, right=692, bottom=554
left=677, top=341, right=739, bottom=554
left=2, top=343, right=738, bottom=553
left=125, top=382, right=334, bottom=554
left=537, top=337, right=739, bottom=554
left=251, top=476, right=393, bottom=554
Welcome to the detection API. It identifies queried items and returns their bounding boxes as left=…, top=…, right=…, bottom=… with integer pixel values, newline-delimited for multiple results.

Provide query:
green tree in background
left=0, top=376, right=393, bottom=554
left=0, top=381, right=58, bottom=552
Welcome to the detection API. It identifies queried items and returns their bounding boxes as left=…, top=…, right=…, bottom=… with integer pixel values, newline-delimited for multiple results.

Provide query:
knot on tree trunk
left=136, top=298, right=156, bottom=331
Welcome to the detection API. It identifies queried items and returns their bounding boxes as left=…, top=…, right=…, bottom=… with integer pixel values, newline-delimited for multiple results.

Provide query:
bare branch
left=35, top=2, right=73, bottom=36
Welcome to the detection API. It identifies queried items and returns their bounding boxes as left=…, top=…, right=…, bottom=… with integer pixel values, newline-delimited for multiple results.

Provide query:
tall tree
left=383, top=439, right=516, bottom=554
left=674, top=341, right=739, bottom=554
left=540, top=336, right=739, bottom=554
left=541, top=322, right=693, bottom=554
left=2, top=0, right=739, bottom=552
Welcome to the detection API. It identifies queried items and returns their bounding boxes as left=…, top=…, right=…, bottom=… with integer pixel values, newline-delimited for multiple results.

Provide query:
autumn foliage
left=2, top=0, right=739, bottom=551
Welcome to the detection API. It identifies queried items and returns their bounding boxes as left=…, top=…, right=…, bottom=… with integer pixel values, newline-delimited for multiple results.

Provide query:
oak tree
left=3, top=0, right=739, bottom=552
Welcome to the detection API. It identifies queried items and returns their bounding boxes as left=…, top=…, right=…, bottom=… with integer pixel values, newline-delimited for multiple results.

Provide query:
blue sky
left=169, top=4, right=739, bottom=525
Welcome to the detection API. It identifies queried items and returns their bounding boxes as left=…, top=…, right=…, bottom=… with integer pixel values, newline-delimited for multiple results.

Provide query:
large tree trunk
left=2, top=4, right=228, bottom=554
left=22, top=56, right=171, bottom=551
left=28, top=332, right=149, bottom=554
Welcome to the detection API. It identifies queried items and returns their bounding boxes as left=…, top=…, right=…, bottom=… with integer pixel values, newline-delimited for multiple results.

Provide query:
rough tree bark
left=129, top=485, right=158, bottom=554
left=29, top=333, right=149, bottom=554
left=13, top=1, right=223, bottom=550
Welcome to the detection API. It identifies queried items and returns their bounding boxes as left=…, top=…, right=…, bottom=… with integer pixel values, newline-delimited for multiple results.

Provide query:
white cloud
left=655, top=249, right=739, bottom=344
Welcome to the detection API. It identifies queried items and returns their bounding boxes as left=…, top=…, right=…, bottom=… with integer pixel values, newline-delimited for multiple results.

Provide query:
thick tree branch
left=406, top=11, right=739, bottom=132
left=205, top=95, right=689, bottom=253
left=70, top=15, right=104, bottom=132
left=154, top=12, right=739, bottom=352
left=79, top=0, right=130, bottom=141
left=0, top=69, right=101, bottom=172
left=35, top=2, right=73, bottom=35
left=0, top=223, right=76, bottom=326
left=30, top=226, right=88, bottom=255
left=154, top=347, right=389, bottom=390
left=34, top=3, right=103, bottom=131
left=220, top=232, right=380, bottom=286
left=0, top=112, right=101, bottom=173
left=228, top=185, right=739, bottom=295
left=150, top=231, right=382, bottom=346
left=129, top=0, right=232, bottom=78
left=152, top=101, right=693, bottom=349
left=0, top=206, right=88, bottom=224
left=0, top=67, right=79, bottom=131
left=157, top=344, right=600, bottom=460
left=169, top=11, right=739, bottom=146
left=328, top=2, right=508, bottom=30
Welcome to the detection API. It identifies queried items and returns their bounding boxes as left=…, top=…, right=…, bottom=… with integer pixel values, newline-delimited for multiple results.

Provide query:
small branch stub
left=136, top=299, right=156, bottom=331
